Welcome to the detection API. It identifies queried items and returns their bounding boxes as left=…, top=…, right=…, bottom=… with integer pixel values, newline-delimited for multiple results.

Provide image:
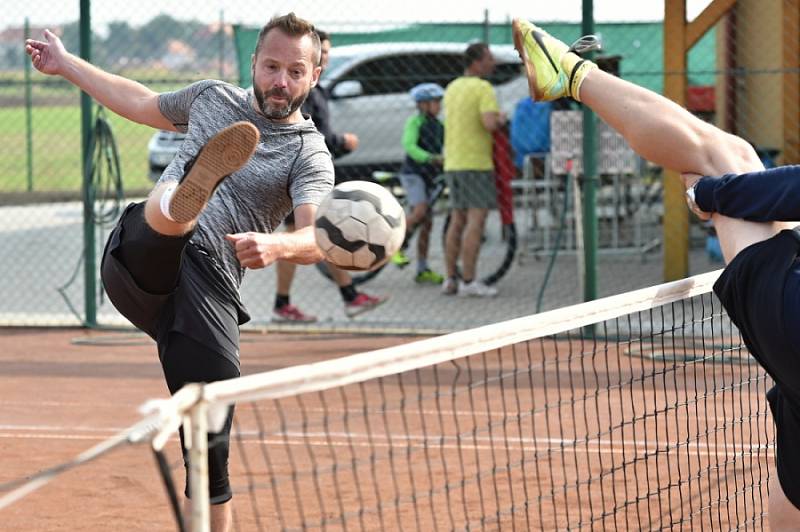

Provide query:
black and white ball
left=314, top=181, right=406, bottom=271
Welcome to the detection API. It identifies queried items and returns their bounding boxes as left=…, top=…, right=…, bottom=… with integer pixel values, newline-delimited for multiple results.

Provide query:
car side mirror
left=331, top=80, right=364, bottom=99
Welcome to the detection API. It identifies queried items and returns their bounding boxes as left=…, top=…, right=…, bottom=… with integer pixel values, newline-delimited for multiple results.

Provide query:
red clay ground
left=0, top=328, right=774, bottom=531
left=0, top=327, right=415, bottom=531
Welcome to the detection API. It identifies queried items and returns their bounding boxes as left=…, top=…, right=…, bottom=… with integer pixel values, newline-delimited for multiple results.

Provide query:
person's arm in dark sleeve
left=695, top=165, right=800, bottom=221
left=304, top=88, right=349, bottom=158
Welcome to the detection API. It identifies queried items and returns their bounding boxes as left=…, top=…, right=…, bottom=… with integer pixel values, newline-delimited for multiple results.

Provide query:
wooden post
left=783, top=0, right=800, bottom=164
left=662, top=0, right=737, bottom=281
left=663, top=0, right=689, bottom=281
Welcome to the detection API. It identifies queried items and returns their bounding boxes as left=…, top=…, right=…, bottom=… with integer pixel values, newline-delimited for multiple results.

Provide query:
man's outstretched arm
left=693, top=166, right=800, bottom=222
left=25, top=29, right=174, bottom=131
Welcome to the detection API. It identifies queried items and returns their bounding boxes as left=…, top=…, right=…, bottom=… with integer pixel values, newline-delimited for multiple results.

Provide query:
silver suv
left=147, top=42, right=527, bottom=180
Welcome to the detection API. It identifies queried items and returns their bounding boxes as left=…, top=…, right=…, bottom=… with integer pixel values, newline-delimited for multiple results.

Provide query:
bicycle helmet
left=410, top=82, right=445, bottom=102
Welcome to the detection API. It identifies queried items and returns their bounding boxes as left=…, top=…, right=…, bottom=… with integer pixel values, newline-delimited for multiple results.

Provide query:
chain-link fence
left=0, top=1, right=793, bottom=331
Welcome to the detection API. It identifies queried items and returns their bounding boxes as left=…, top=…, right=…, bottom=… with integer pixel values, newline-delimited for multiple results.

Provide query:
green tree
left=104, top=21, right=137, bottom=65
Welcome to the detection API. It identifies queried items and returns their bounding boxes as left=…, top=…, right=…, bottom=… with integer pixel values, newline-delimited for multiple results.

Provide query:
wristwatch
left=685, top=181, right=711, bottom=220
left=685, top=182, right=699, bottom=211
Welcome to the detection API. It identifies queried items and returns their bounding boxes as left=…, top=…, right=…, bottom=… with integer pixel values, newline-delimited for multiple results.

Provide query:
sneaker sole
left=169, top=121, right=260, bottom=223
left=457, top=292, right=498, bottom=298
left=346, top=297, right=389, bottom=318
left=512, top=19, right=558, bottom=101
left=273, top=316, right=317, bottom=323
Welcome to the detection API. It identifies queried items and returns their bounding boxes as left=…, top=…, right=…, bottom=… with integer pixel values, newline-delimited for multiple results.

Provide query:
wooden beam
left=663, top=0, right=689, bottom=281
left=784, top=0, right=800, bottom=164
left=686, top=0, right=737, bottom=49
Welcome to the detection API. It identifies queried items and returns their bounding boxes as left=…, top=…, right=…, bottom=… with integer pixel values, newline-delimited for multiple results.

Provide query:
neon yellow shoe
left=415, top=269, right=444, bottom=285
left=390, top=250, right=410, bottom=268
left=511, top=18, right=598, bottom=102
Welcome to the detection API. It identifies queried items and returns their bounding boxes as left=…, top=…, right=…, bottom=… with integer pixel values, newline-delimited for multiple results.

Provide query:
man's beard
left=253, top=85, right=310, bottom=120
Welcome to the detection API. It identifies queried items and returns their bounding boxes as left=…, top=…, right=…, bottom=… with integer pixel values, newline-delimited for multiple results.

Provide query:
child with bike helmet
left=393, top=82, right=446, bottom=284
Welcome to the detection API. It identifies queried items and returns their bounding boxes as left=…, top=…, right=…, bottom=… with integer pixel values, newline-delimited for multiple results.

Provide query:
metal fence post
left=24, top=17, right=33, bottom=193
left=582, top=0, right=598, bottom=304
left=80, top=0, right=97, bottom=327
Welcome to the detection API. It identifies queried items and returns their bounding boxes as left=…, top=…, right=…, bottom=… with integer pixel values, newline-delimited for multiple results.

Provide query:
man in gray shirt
left=26, top=13, right=331, bottom=531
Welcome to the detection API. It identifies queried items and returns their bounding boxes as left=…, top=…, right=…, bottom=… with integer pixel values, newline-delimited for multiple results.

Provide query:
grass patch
left=0, top=105, right=160, bottom=193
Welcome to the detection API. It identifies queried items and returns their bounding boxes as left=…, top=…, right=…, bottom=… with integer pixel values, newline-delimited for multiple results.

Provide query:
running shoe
left=441, top=277, right=458, bottom=296
left=415, top=269, right=444, bottom=284
left=273, top=304, right=317, bottom=323
left=345, top=292, right=389, bottom=318
left=511, top=18, right=597, bottom=102
left=457, top=280, right=498, bottom=298
left=391, top=250, right=411, bottom=268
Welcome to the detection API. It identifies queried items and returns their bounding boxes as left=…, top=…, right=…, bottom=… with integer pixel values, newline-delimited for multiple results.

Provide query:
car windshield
left=321, top=55, right=354, bottom=82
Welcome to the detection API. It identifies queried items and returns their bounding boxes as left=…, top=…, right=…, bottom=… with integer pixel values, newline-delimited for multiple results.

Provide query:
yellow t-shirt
left=443, top=76, right=499, bottom=172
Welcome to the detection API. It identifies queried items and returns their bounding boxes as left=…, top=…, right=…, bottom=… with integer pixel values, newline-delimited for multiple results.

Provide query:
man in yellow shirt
left=442, top=42, right=507, bottom=297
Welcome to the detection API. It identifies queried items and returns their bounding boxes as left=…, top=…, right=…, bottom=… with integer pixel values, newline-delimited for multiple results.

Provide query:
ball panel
left=325, top=246, right=356, bottom=269
left=314, top=225, right=336, bottom=252
left=365, top=216, right=393, bottom=246
left=352, top=246, right=379, bottom=270
left=335, top=217, right=369, bottom=245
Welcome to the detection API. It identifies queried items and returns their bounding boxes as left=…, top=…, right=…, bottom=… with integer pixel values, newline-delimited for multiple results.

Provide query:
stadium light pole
left=79, top=0, right=97, bottom=327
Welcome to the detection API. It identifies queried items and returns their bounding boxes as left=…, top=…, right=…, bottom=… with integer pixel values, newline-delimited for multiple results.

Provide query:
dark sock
left=340, top=283, right=358, bottom=303
left=275, top=294, right=290, bottom=309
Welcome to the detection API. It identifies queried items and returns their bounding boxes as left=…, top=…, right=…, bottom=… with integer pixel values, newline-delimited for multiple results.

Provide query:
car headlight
left=151, top=152, right=176, bottom=166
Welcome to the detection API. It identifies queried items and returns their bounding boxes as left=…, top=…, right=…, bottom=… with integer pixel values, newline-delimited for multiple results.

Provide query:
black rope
left=152, top=449, right=187, bottom=532
left=57, top=106, right=125, bottom=323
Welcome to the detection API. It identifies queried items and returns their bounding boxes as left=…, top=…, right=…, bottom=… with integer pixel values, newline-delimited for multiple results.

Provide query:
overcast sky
left=4, top=0, right=714, bottom=31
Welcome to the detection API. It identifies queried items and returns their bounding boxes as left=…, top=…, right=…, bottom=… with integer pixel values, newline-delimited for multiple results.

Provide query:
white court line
left=0, top=400, right=140, bottom=408
left=0, top=425, right=123, bottom=433
left=0, top=424, right=772, bottom=459
left=0, top=433, right=119, bottom=442
left=0, top=425, right=179, bottom=443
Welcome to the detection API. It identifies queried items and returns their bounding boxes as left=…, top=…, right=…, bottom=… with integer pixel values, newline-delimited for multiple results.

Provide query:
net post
left=188, top=399, right=210, bottom=532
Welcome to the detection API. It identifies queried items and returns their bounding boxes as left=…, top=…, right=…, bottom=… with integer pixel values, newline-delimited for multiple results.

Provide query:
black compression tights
left=160, top=332, right=240, bottom=504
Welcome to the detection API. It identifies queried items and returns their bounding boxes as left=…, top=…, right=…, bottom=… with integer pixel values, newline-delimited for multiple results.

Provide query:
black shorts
left=714, top=228, right=800, bottom=509
left=101, top=202, right=248, bottom=502
left=101, top=202, right=249, bottom=369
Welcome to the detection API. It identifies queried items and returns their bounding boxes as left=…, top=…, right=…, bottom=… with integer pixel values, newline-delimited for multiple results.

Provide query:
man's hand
left=225, top=232, right=283, bottom=269
left=25, top=30, right=69, bottom=76
left=681, top=172, right=712, bottom=221
left=343, top=132, right=359, bottom=152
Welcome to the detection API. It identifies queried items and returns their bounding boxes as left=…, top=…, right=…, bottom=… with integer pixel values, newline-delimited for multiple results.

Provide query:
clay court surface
left=0, top=327, right=774, bottom=530
left=0, top=327, right=415, bottom=531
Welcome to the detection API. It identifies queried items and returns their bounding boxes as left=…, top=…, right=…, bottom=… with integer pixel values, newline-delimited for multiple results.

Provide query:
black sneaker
left=168, top=121, right=259, bottom=223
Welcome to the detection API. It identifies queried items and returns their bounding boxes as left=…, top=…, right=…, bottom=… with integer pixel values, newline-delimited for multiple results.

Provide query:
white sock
left=159, top=182, right=177, bottom=222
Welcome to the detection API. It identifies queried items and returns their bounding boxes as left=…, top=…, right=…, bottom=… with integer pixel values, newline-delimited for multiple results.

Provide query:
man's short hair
left=464, top=42, right=490, bottom=68
left=254, top=12, right=321, bottom=65
left=316, top=29, right=330, bottom=43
